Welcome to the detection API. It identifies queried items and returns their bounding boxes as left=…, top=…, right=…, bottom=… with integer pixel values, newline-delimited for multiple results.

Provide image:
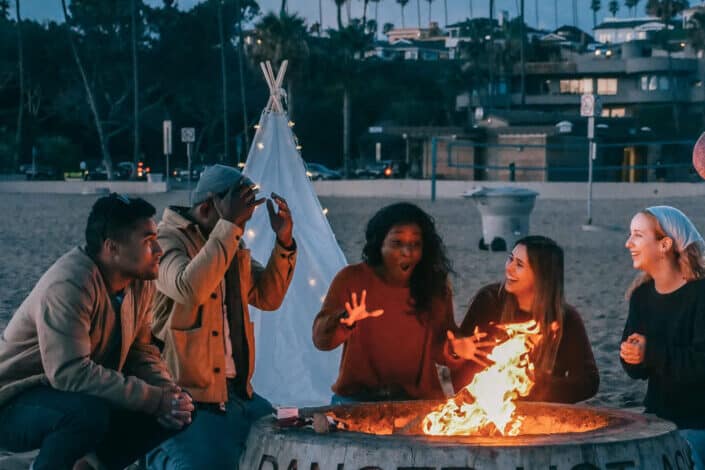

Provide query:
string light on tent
left=254, top=124, right=260, bottom=130
left=288, top=121, right=295, bottom=127
left=246, top=229, right=256, bottom=240
left=322, top=208, right=329, bottom=216
left=296, top=145, right=302, bottom=151
left=308, top=278, right=317, bottom=287
left=256, top=142, right=265, bottom=150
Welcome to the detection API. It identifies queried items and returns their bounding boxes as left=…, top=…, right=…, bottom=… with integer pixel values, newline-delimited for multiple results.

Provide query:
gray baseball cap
left=191, top=164, right=253, bottom=205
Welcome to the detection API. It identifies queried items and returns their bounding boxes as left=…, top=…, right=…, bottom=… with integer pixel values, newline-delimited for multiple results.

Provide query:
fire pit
left=241, top=401, right=694, bottom=469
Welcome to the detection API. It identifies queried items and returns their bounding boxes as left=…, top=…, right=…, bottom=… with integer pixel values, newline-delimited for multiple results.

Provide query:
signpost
left=181, top=127, right=196, bottom=203
left=163, top=120, right=172, bottom=189
left=580, top=94, right=601, bottom=227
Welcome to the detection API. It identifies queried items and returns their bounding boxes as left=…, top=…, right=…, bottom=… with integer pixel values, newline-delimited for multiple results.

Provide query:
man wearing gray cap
left=147, top=164, right=297, bottom=469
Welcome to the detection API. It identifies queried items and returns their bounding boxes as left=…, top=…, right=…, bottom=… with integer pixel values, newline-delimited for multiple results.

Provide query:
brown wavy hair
left=499, top=235, right=565, bottom=374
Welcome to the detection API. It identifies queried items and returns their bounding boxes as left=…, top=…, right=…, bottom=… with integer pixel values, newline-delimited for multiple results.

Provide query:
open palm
left=340, top=290, right=384, bottom=327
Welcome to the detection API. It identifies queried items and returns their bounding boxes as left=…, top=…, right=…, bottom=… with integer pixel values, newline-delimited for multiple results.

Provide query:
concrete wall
left=312, top=180, right=705, bottom=200
left=0, top=181, right=167, bottom=194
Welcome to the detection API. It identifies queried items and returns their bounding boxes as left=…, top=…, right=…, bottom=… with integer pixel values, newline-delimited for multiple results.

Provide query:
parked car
left=306, top=162, right=342, bottom=180
left=354, top=160, right=402, bottom=179
left=172, top=164, right=206, bottom=182
left=82, top=160, right=149, bottom=181
left=21, top=164, right=58, bottom=180
left=115, top=161, right=151, bottom=180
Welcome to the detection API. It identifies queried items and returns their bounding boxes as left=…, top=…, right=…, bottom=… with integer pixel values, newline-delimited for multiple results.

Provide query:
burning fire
left=423, top=320, right=540, bottom=437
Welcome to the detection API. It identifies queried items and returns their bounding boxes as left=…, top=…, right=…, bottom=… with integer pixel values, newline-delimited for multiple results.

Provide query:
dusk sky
left=14, top=0, right=661, bottom=34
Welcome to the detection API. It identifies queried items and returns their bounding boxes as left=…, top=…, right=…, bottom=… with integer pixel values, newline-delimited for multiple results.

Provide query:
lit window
left=640, top=75, right=649, bottom=91
left=597, top=78, right=618, bottom=95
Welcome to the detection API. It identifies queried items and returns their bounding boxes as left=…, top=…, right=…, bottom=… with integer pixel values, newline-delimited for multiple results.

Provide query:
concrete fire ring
left=241, top=401, right=694, bottom=470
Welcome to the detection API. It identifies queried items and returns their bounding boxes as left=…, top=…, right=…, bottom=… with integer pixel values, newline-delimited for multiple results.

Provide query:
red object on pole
left=693, top=132, right=705, bottom=180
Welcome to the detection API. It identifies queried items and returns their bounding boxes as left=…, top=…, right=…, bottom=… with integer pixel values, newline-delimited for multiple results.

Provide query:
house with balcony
left=593, top=17, right=678, bottom=44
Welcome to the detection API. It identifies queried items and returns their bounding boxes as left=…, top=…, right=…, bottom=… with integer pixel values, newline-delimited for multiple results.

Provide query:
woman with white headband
left=621, top=205, right=705, bottom=468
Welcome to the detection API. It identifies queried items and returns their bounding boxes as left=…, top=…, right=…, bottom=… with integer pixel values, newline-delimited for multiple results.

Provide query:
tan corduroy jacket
left=0, top=248, right=174, bottom=413
left=152, top=207, right=296, bottom=404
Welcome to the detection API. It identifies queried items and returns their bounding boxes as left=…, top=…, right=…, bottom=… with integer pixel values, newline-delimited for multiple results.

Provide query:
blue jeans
left=681, top=429, right=705, bottom=470
left=0, top=386, right=176, bottom=470
left=146, top=390, right=273, bottom=469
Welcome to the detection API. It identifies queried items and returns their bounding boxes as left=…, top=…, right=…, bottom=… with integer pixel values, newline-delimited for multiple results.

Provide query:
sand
left=2, top=191, right=704, bottom=410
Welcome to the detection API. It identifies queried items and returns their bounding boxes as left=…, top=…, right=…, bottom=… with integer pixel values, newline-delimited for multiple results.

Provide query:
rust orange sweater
left=312, top=263, right=468, bottom=400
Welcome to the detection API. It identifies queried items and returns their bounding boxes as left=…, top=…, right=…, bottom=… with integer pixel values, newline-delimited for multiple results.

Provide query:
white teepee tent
left=242, top=61, right=346, bottom=406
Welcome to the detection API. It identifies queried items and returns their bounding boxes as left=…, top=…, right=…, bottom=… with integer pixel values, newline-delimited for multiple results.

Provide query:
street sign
left=163, top=120, right=172, bottom=155
left=580, top=94, right=602, bottom=117
left=181, top=127, right=196, bottom=143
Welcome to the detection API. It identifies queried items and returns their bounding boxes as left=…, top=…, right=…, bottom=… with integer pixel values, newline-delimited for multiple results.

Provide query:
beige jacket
left=152, top=208, right=296, bottom=403
left=0, top=248, right=173, bottom=413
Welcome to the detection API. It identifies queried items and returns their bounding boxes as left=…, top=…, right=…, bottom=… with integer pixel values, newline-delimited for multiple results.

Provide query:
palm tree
left=625, top=0, right=641, bottom=16
left=591, top=0, right=602, bottom=28
left=397, top=0, right=409, bottom=27
left=130, top=0, right=141, bottom=165
left=326, top=23, right=374, bottom=176
left=646, top=0, right=689, bottom=133
left=383, top=21, right=395, bottom=34
left=444, top=0, right=448, bottom=26
left=60, top=0, right=113, bottom=179
left=417, top=0, right=422, bottom=27
left=573, top=0, right=578, bottom=26
left=362, top=0, right=370, bottom=27
left=426, top=0, right=434, bottom=25
left=554, top=0, right=558, bottom=28
left=608, top=0, right=619, bottom=16
left=469, top=0, right=473, bottom=18
left=235, top=0, right=250, bottom=158
left=534, top=0, right=539, bottom=28
left=14, top=0, right=23, bottom=170
left=333, top=0, right=345, bottom=29
left=318, top=0, right=323, bottom=36
left=372, top=0, right=381, bottom=23
left=216, top=0, right=229, bottom=161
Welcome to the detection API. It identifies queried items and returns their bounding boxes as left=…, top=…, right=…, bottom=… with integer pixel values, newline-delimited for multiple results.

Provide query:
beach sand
left=2, top=191, right=703, bottom=410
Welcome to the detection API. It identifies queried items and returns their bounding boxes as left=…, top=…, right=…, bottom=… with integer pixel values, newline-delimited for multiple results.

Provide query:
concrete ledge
left=313, top=180, right=705, bottom=200
left=0, top=181, right=167, bottom=194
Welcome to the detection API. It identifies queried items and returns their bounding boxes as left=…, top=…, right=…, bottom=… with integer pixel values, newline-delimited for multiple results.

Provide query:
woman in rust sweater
left=312, top=203, right=468, bottom=402
left=454, top=235, right=599, bottom=403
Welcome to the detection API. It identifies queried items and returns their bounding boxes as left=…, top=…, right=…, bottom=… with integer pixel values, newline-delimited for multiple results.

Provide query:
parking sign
left=181, top=127, right=195, bottom=143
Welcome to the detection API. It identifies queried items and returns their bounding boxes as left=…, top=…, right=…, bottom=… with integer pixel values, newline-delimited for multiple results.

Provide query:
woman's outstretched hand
left=340, top=290, right=384, bottom=327
left=447, top=329, right=495, bottom=368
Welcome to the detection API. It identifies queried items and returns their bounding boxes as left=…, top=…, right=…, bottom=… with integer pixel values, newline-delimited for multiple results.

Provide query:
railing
left=430, top=137, right=698, bottom=201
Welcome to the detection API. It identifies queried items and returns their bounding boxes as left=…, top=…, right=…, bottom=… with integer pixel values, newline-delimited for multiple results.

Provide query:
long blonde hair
left=499, top=236, right=565, bottom=374
left=626, top=211, right=705, bottom=299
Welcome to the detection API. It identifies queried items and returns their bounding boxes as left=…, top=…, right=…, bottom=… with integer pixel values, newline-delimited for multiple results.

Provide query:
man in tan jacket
left=0, top=193, right=194, bottom=470
left=146, top=165, right=296, bottom=469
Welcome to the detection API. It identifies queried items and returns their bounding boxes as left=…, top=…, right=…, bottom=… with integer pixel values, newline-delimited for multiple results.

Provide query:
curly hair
left=362, top=202, right=453, bottom=313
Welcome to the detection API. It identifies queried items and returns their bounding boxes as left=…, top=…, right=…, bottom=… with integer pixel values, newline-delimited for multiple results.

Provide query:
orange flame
left=423, top=320, right=540, bottom=436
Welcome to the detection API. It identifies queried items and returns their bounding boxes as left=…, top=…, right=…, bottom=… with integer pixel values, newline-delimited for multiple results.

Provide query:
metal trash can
left=463, top=187, right=539, bottom=251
